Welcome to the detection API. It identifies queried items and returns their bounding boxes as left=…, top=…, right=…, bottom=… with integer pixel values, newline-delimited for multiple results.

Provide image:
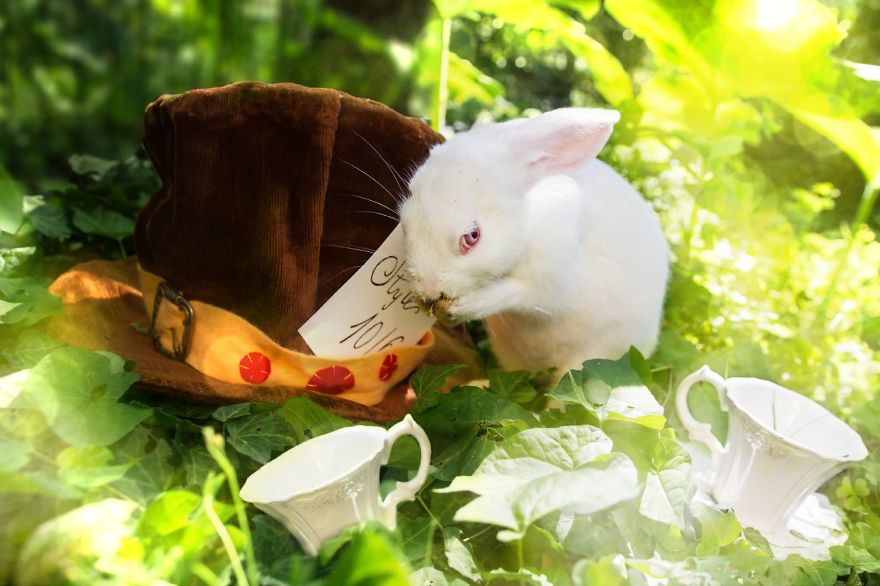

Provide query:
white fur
left=399, top=108, right=669, bottom=375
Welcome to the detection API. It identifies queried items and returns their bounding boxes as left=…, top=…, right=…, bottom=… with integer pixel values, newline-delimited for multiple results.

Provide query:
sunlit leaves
left=439, top=425, right=640, bottom=541
left=18, top=347, right=149, bottom=447
left=549, top=354, right=666, bottom=429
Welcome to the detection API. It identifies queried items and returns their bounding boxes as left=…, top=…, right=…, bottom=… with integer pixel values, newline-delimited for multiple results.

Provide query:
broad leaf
left=225, top=412, right=293, bottom=464
left=27, top=204, right=72, bottom=240
left=277, top=396, right=350, bottom=443
left=19, top=348, right=149, bottom=447
left=439, top=426, right=640, bottom=541
left=638, top=437, right=693, bottom=529
left=410, top=364, right=464, bottom=414
left=212, top=403, right=251, bottom=422
left=549, top=355, right=665, bottom=429
left=72, top=207, right=135, bottom=239
left=56, top=446, right=132, bottom=489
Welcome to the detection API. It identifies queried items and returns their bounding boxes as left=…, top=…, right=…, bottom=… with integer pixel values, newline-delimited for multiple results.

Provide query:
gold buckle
left=149, top=282, right=194, bottom=361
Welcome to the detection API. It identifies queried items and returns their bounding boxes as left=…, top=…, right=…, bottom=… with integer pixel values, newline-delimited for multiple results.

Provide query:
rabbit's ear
left=513, top=108, right=620, bottom=178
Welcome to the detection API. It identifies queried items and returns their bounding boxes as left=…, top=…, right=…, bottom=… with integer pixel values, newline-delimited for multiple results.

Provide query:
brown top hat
left=47, top=82, right=481, bottom=421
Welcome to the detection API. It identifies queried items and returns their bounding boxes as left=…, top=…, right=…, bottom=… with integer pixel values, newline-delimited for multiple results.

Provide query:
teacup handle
left=676, top=365, right=728, bottom=469
left=378, top=414, right=431, bottom=526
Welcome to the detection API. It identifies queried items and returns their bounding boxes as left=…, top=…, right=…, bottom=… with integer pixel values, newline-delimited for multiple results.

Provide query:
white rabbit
left=398, top=108, right=669, bottom=376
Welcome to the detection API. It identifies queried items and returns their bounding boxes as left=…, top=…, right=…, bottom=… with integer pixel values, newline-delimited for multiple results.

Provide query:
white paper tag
left=299, top=225, right=436, bottom=359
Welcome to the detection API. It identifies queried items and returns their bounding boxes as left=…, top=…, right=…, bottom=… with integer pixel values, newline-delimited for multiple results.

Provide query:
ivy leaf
left=212, top=403, right=251, bottom=422
left=1, top=329, right=64, bottom=369
left=72, top=207, right=135, bottom=239
left=27, top=204, right=72, bottom=240
left=226, top=412, right=293, bottom=464
left=410, top=364, right=464, bottom=414
left=0, top=280, right=62, bottom=326
left=19, top=348, right=149, bottom=447
left=692, top=501, right=742, bottom=556
left=549, top=355, right=665, bottom=429
left=443, top=528, right=481, bottom=581
left=276, top=396, right=350, bottom=443
left=414, top=385, right=539, bottom=450
left=638, top=437, right=693, bottom=529
left=137, top=489, right=202, bottom=537
left=56, top=446, right=132, bottom=489
left=439, top=426, right=640, bottom=541
left=397, top=514, right=437, bottom=568
left=488, top=369, right=537, bottom=405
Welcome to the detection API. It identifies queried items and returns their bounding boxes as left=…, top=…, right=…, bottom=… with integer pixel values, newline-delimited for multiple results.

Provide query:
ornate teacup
left=676, top=366, right=867, bottom=533
left=240, top=414, right=430, bottom=555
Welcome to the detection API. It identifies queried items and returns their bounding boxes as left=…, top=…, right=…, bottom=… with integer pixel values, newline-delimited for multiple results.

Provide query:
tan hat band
left=138, top=265, right=433, bottom=406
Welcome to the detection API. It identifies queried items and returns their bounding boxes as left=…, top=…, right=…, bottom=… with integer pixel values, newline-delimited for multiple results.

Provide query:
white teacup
left=240, top=414, right=430, bottom=555
left=677, top=366, right=867, bottom=533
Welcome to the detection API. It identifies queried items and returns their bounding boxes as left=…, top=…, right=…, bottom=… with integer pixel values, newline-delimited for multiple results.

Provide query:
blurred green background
left=3, top=0, right=878, bottom=215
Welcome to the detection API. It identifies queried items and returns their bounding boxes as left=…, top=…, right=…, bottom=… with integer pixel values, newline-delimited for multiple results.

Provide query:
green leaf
left=225, top=412, right=293, bottom=464
left=0, top=247, right=36, bottom=276
left=638, top=437, right=693, bottom=529
left=439, top=426, right=640, bottom=540
left=572, top=555, right=628, bottom=586
left=488, top=369, right=537, bottom=405
left=692, top=501, right=742, bottom=556
left=212, top=403, right=251, bottom=422
left=252, top=513, right=309, bottom=582
left=0, top=165, right=24, bottom=234
left=443, top=528, right=481, bottom=581
left=276, top=396, right=350, bottom=443
left=72, top=207, right=135, bottom=239
left=27, top=204, right=72, bottom=240
left=19, top=347, right=150, bottom=447
left=0, top=441, right=30, bottom=472
left=415, top=385, right=539, bottom=449
left=138, top=489, right=202, bottom=537
left=398, top=514, right=437, bottom=568
left=68, top=154, right=118, bottom=181
left=410, top=364, right=464, bottom=414
left=0, top=281, right=62, bottom=326
left=1, top=329, right=64, bottom=369
left=549, top=356, right=665, bottom=429
left=323, top=525, right=412, bottom=586
left=408, top=567, right=468, bottom=586
left=56, top=446, right=132, bottom=489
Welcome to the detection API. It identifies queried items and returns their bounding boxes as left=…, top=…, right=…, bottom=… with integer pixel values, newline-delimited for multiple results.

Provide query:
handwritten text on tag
left=299, top=225, right=436, bottom=359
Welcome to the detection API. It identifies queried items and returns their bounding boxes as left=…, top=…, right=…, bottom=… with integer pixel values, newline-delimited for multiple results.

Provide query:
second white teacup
left=677, top=366, right=867, bottom=533
left=240, top=414, right=430, bottom=555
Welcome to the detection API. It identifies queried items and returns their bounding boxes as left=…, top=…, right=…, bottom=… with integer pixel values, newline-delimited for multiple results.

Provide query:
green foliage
left=2, top=0, right=880, bottom=583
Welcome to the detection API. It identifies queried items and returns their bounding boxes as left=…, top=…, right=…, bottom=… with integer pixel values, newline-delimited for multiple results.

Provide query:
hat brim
left=47, top=257, right=482, bottom=422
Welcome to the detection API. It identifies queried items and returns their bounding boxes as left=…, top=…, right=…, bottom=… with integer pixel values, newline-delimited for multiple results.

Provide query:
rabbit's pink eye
left=459, top=226, right=481, bottom=255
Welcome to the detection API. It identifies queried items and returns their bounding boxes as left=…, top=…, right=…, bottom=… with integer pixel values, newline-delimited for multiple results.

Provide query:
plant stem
left=811, top=177, right=879, bottom=332
left=433, top=17, right=452, bottom=133
left=516, top=537, right=525, bottom=586
left=204, top=427, right=259, bottom=586
left=203, top=472, right=250, bottom=586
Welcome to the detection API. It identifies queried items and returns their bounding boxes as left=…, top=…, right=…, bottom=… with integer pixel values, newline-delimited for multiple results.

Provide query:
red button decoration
left=306, top=365, right=355, bottom=395
left=378, top=354, right=399, bottom=381
left=239, top=352, right=271, bottom=384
